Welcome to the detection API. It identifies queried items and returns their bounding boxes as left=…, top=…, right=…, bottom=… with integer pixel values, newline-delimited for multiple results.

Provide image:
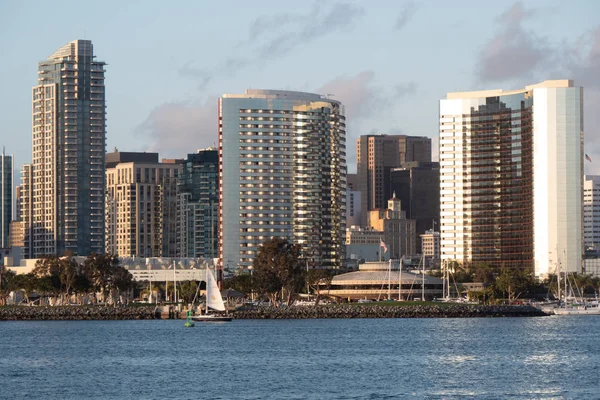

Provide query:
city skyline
left=1, top=1, right=599, bottom=177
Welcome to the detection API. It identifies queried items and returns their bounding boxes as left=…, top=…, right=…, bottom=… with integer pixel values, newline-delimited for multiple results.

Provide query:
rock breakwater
left=233, top=304, right=548, bottom=319
left=0, top=306, right=157, bottom=321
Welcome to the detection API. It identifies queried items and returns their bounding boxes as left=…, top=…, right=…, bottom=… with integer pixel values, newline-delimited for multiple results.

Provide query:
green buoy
left=184, top=309, right=195, bottom=327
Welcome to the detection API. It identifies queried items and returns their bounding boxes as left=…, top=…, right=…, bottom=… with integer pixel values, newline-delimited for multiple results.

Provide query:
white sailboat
left=193, top=267, right=232, bottom=322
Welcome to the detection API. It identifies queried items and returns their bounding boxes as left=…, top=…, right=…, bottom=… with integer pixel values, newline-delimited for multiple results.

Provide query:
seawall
left=0, top=304, right=548, bottom=320
left=232, top=304, right=548, bottom=319
left=0, top=306, right=156, bottom=321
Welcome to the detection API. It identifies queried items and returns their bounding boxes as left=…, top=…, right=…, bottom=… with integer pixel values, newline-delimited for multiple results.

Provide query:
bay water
left=1, top=316, right=598, bottom=399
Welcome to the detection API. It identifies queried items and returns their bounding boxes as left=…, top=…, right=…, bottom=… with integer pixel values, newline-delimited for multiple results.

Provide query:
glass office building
left=439, top=80, right=583, bottom=276
left=176, top=149, right=219, bottom=258
left=219, top=89, right=346, bottom=270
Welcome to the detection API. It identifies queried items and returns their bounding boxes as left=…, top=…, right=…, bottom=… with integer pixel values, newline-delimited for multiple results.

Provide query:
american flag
left=586, top=154, right=592, bottom=162
left=380, top=239, right=388, bottom=253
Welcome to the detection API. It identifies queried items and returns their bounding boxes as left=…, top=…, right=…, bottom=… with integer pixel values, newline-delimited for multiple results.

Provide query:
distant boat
left=552, top=301, right=600, bottom=315
left=193, top=267, right=232, bottom=322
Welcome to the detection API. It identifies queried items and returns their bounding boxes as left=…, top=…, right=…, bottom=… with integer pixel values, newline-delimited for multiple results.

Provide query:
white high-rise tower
left=22, top=40, right=106, bottom=257
left=439, top=80, right=583, bottom=276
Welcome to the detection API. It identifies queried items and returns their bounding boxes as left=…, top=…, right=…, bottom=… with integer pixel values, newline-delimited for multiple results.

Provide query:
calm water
left=1, top=316, right=598, bottom=399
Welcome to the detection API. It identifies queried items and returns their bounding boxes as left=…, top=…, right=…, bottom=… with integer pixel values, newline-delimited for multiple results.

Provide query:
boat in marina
left=552, top=301, right=600, bottom=315
left=193, top=267, right=232, bottom=322
left=545, top=262, right=600, bottom=315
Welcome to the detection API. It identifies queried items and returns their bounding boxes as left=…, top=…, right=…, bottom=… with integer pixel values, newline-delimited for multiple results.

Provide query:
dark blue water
left=1, top=316, right=598, bottom=399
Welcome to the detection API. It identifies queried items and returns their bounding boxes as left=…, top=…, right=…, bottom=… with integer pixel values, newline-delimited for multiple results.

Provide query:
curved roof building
left=324, top=260, right=444, bottom=301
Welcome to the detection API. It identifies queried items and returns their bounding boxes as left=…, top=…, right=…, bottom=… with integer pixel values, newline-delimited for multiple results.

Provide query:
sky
left=0, top=0, right=599, bottom=176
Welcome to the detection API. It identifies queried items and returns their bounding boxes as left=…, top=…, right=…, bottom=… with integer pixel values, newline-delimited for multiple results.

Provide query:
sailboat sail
left=206, top=268, right=226, bottom=312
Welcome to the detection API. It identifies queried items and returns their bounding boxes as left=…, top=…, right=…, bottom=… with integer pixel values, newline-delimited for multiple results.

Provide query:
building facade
left=105, top=152, right=179, bottom=257
left=22, top=40, right=106, bottom=257
left=439, top=80, right=583, bottom=276
left=357, top=134, right=431, bottom=226
left=584, top=175, right=600, bottom=250
left=9, top=221, right=24, bottom=248
left=389, top=161, right=440, bottom=249
left=19, top=165, right=33, bottom=257
left=346, top=190, right=361, bottom=228
left=345, top=226, right=385, bottom=262
left=368, top=195, right=416, bottom=260
left=1, top=149, right=13, bottom=249
left=176, top=149, right=219, bottom=258
left=219, top=89, right=346, bottom=270
left=421, top=229, right=440, bottom=268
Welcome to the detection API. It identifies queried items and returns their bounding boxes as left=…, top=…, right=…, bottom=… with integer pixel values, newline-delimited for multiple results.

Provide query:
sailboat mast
left=173, top=260, right=178, bottom=304
left=421, top=254, right=425, bottom=301
left=557, top=262, right=561, bottom=302
left=387, top=259, right=391, bottom=300
left=398, top=256, right=403, bottom=301
left=205, top=266, right=209, bottom=315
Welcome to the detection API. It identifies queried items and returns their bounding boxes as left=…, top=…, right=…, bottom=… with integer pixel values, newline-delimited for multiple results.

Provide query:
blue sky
left=1, top=0, right=599, bottom=174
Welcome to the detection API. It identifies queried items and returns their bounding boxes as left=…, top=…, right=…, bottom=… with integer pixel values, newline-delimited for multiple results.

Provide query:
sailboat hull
left=192, top=315, right=233, bottom=322
left=552, top=307, right=600, bottom=315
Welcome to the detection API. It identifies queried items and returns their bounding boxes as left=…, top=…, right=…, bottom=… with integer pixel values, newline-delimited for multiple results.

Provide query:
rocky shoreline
left=0, top=304, right=548, bottom=321
left=0, top=305, right=156, bottom=321
left=232, top=304, right=548, bottom=319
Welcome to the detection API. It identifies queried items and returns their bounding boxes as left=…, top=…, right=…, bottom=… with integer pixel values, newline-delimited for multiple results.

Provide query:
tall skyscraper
left=219, top=89, right=346, bottom=270
left=176, top=148, right=219, bottom=258
left=356, top=134, right=431, bottom=226
left=583, top=175, right=600, bottom=250
left=389, top=161, right=440, bottom=250
left=1, top=149, right=13, bottom=248
left=23, top=40, right=106, bottom=257
left=439, top=80, right=583, bottom=276
left=105, top=151, right=179, bottom=257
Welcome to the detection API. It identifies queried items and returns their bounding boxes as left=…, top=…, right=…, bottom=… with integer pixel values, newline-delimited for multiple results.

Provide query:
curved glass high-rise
left=439, top=80, right=583, bottom=276
left=219, top=89, right=346, bottom=270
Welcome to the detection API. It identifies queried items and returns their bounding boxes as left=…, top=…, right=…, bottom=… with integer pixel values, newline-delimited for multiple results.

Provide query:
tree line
left=434, top=261, right=600, bottom=304
left=223, top=238, right=335, bottom=306
left=0, top=253, right=135, bottom=306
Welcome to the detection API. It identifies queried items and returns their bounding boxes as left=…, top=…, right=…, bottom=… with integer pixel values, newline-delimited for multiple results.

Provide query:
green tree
left=224, top=274, right=253, bottom=295
left=0, top=268, right=17, bottom=305
left=306, top=269, right=334, bottom=305
left=494, top=267, right=533, bottom=302
left=178, top=281, right=199, bottom=304
left=471, top=262, right=495, bottom=287
left=13, top=273, right=39, bottom=304
left=33, top=255, right=65, bottom=303
left=253, top=238, right=304, bottom=305
left=83, top=253, right=121, bottom=304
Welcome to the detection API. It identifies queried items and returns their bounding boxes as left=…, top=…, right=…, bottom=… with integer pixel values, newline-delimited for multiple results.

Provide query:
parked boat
left=553, top=301, right=600, bottom=315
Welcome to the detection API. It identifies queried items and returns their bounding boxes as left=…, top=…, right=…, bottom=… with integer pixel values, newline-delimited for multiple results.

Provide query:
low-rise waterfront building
left=322, top=260, right=443, bottom=301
